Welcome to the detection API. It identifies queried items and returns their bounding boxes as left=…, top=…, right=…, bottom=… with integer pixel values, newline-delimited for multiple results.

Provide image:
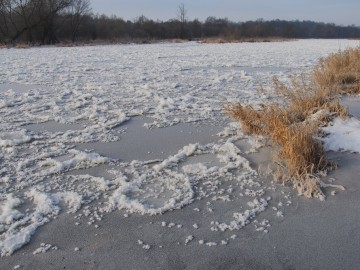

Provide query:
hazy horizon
left=91, top=0, right=360, bottom=26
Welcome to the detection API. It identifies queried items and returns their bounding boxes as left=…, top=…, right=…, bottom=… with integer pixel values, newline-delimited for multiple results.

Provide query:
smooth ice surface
left=76, top=117, right=223, bottom=161
left=341, top=95, right=360, bottom=119
left=25, top=121, right=83, bottom=133
left=0, top=83, right=47, bottom=94
left=1, top=39, right=360, bottom=262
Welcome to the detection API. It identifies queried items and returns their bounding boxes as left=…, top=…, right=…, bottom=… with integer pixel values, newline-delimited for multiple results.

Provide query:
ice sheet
left=1, top=39, right=359, bottom=257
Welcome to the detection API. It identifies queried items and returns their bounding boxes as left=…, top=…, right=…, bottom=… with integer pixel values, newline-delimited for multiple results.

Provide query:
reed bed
left=314, top=47, right=360, bottom=94
left=227, top=47, right=360, bottom=199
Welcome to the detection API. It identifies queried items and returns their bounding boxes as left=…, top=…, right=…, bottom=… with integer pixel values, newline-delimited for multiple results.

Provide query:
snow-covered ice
left=0, top=39, right=359, bottom=257
left=321, top=117, right=360, bottom=153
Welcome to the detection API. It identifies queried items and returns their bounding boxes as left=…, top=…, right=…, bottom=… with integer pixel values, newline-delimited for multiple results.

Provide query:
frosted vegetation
left=0, top=39, right=359, bottom=256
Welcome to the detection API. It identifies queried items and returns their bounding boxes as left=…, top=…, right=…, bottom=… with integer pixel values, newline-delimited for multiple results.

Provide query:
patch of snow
left=321, top=117, right=360, bottom=153
left=0, top=194, right=23, bottom=225
left=185, top=235, right=194, bottom=245
left=213, top=198, right=269, bottom=232
left=33, top=243, right=53, bottom=254
left=55, top=192, right=83, bottom=214
left=0, top=130, right=31, bottom=147
left=153, top=144, right=199, bottom=172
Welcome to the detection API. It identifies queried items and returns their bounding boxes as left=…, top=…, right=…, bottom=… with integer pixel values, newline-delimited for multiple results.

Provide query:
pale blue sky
left=91, top=0, right=359, bottom=26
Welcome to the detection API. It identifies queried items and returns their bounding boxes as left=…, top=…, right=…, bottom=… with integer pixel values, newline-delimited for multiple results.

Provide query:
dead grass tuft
left=227, top=48, right=360, bottom=199
left=314, top=47, right=360, bottom=94
left=226, top=100, right=332, bottom=199
left=15, top=43, right=30, bottom=49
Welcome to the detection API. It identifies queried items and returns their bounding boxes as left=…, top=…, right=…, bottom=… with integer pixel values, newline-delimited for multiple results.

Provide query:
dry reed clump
left=272, top=76, right=349, bottom=121
left=226, top=60, right=355, bottom=199
left=15, top=43, right=30, bottom=49
left=226, top=100, right=332, bottom=199
left=313, top=47, right=360, bottom=94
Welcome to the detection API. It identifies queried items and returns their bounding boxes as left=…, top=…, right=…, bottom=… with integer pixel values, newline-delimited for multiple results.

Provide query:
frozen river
left=0, top=40, right=360, bottom=268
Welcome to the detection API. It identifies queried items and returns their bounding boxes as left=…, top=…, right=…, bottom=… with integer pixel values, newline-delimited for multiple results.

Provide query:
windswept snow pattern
left=0, top=40, right=359, bottom=256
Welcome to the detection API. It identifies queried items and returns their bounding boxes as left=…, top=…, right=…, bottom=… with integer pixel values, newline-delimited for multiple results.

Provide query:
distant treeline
left=77, top=17, right=360, bottom=41
left=1, top=0, right=360, bottom=45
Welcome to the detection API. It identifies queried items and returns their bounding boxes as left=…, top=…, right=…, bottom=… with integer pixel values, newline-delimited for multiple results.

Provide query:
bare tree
left=38, top=0, right=72, bottom=44
left=177, top=3, right=187, bottom=39
left=0, top=0, right=14, bottom=41
left=35, top=0, right=74, bottom=44
left=67, top=0, right=91, bottom=42
left=0, top=0, right=73, bottom=43
left=0, top=0, right=43, bottom=43
left=12, top=0, right=41, bottom=42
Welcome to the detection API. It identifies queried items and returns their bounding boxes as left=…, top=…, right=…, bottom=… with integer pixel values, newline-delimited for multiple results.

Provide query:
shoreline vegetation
left=1, top=1, right=360, bottom=46
left=0, top=37, right=298, bottom=49
left=227, top=48, right=360, bottom=200
left=198, top=37, right=295, bottom=44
